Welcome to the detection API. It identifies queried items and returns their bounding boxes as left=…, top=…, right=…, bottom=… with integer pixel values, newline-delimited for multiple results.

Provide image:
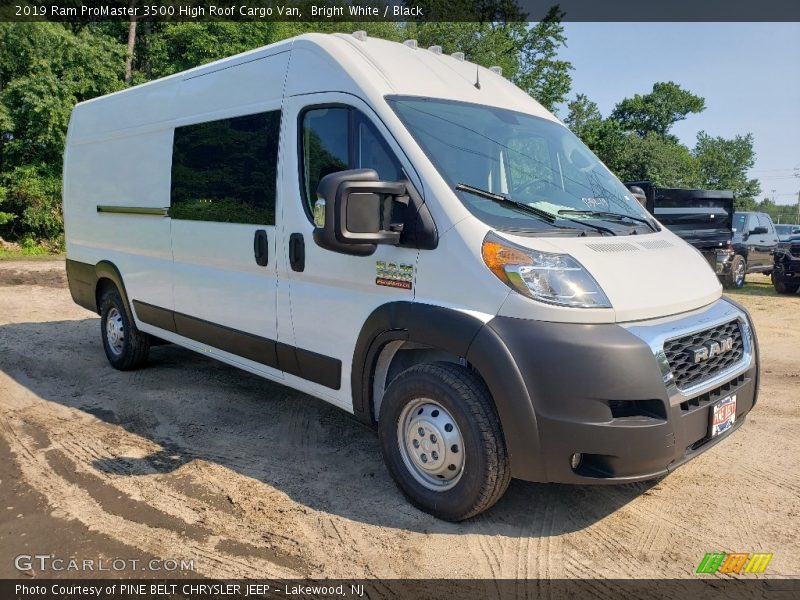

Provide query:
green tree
left=563, top=93, right=635, bottom=175
left=409, top=6, right=572, bottom=111
left=757, top=197, right=776, bottom=212
left=1, top=166, right=63, bottom=244
left=612, top=132, right=699, bottom=187
left=610, top=81, right=705, bottom=139
left=0, top=186, right=14, bottom=228
left=137, top=22, right=284, bottom=79
left=0, top=23, right=126, bottom=247
left=693, top=131, right=761, bottom=205
left=564, top=93, right=601, bottom=138
left=120, top=21, right=405, bottom=82
left=565, top=86, right=761, bottom=207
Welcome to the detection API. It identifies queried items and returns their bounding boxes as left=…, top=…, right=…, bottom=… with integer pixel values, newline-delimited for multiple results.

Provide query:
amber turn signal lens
left=481, top=238, right=533, bottom=282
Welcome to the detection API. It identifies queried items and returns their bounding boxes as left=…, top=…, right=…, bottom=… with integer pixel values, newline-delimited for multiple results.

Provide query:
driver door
left=277, top=94, right=421, bottom=408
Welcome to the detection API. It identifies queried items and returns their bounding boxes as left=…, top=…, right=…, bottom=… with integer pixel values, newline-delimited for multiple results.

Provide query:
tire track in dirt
left=738, top=462, right=800, bottom=497
left=0, top=417, right=294, bottom=578
left=460, top=486, right=565, bottom=588
left=0, top=376, right=310, bottom=578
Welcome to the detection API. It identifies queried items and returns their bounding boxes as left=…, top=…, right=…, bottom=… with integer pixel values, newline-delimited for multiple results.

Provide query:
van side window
left=300, top=106, right=403, bottom=216
left=301, top=107, right=349, bottom=212
left=171, top=111, right=281, bottom=224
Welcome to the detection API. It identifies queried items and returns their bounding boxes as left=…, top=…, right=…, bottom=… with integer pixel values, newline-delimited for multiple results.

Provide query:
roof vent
left=352, top=31, right=368, bottom=42
left=428, top=45, right=442, bottom=55
left=489, top=66, right=503, bottom=76
left=403, top=39, right=418, bottom=49
left=452, top=52, right=465, bottom=61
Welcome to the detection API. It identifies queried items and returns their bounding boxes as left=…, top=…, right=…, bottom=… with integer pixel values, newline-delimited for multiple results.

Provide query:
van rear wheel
left=99, top=287, right=150, bottom=370
left=378, top=362, right=510, bottom=521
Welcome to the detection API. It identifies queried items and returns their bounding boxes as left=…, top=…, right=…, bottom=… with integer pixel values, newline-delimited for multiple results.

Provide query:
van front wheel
left=378, top=362, right=510, bottom=521
left=99, top=287, right=150, bottom=370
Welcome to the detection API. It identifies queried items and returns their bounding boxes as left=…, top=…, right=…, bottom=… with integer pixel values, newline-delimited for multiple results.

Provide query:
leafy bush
left=0, top=166, right=63, bottom=248
left=0, top=186, right=15, bottom=227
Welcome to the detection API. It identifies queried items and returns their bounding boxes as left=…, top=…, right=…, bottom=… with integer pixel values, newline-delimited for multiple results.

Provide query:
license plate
left=711, top=394, right=737, bottom=437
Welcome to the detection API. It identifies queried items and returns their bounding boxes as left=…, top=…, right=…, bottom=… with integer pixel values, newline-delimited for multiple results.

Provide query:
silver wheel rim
left=397, top=398, right=465, bottom=491
left=105, top=307, right=125, bottom=356
left=734, top=260, right=745, bottom=286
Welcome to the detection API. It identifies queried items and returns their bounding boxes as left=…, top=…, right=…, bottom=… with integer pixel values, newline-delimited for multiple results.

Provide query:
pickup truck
left=730, top=212, right=781, bottom=288
left=775, top=223, right=800, bottom=241
left=772, top=233, right=800, bottom=294
left=625, top=181, right=735, bottom=286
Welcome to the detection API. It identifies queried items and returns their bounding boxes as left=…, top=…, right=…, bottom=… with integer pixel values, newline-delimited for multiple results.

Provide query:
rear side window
left=300, top=106, right=403, bottom=217
left=171, top=111, right=281, bottom=224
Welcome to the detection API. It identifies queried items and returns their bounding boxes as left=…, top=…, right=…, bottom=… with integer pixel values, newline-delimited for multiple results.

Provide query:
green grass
left=0, top=247, right=64, bottom=260
left=724, top=275, right=776, bottom=298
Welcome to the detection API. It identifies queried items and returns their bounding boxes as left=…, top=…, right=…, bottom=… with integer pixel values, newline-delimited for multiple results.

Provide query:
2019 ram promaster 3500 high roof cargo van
left=64, top=32, right=759, bottom=521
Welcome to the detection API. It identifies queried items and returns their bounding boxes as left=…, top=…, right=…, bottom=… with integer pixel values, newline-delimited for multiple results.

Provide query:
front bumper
left=773, top=254, right=800, bottom=281
left=486, top=297, right=758, bottom=484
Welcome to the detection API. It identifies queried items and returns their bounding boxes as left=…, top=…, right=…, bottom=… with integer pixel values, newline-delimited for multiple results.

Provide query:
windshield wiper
left=455, top=183, right=615, bottom=236
left=558, top=209, right=659, bottom=233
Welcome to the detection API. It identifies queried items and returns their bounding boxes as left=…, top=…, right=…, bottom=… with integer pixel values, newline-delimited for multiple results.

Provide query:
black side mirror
left=312, top=169, right=409, bottom=256
left=750, top=226, right=768, bottom=235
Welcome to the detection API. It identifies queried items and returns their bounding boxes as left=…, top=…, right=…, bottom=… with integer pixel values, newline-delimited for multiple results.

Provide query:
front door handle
left=289, top=233, right=305, bottom=272
left=254, top=229, right=269, bottom=266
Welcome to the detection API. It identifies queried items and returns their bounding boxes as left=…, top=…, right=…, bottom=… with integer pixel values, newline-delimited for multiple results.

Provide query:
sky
left=558, top=22, right=800, bottom=205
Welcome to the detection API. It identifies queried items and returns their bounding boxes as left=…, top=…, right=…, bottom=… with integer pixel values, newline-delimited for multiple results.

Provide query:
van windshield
left=388, top=96, right=653, bottom=234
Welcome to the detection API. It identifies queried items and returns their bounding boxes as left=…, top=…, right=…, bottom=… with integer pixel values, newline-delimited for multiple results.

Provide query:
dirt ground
left=0, top=259, right=797, bottom=580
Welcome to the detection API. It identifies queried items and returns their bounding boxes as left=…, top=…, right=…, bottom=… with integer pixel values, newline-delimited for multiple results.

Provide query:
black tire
left=98, top=286, right=150, bottom=370
left=723, top=254, right=747, bottom=289
left=772, top=272, right=800, bottom=295
left=378, top=362, right=510, bottom=521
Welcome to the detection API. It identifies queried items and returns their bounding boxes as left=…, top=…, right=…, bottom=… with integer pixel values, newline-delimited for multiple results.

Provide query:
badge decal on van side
left=376, top=261, right=414, bottom=290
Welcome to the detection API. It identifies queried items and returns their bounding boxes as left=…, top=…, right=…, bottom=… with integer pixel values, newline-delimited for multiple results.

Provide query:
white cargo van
left=64, top=32, right=759, bottom=521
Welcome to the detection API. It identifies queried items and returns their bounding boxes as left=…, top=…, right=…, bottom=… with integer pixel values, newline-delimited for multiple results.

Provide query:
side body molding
left=351, top=301, right=545, bottom=481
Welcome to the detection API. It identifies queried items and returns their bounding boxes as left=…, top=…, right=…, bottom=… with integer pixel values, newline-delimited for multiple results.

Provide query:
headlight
left=481, top=232, right=611, bottom=308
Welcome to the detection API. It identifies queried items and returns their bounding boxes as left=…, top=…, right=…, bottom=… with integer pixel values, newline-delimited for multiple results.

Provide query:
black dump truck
left=625, top=181, right=736, bottom=287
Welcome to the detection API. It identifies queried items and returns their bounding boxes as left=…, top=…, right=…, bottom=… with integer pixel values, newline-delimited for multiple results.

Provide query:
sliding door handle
left=254, top=229, right=269, bottom=266
left=289, top=233, right=305, bottom=272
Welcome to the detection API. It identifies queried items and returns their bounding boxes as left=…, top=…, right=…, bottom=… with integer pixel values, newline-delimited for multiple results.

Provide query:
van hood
left=503, top=230, right=722, bottom=323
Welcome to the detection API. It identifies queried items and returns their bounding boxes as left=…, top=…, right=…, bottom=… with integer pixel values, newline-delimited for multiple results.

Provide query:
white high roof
left=70, top=32, right=559, bottom=142
left=312, top=32, right=557, bottom=120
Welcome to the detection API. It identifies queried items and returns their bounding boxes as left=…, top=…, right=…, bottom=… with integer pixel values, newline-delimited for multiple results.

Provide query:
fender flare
left=94, top=260, right=135, bottom=322
left=732, top=244, right=749, bottom=262
left=351, top=301, right=545, bottom=481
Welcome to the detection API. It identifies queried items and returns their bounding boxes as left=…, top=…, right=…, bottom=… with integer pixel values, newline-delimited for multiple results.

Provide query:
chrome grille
left=663, top=320, right=744, bottom=390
